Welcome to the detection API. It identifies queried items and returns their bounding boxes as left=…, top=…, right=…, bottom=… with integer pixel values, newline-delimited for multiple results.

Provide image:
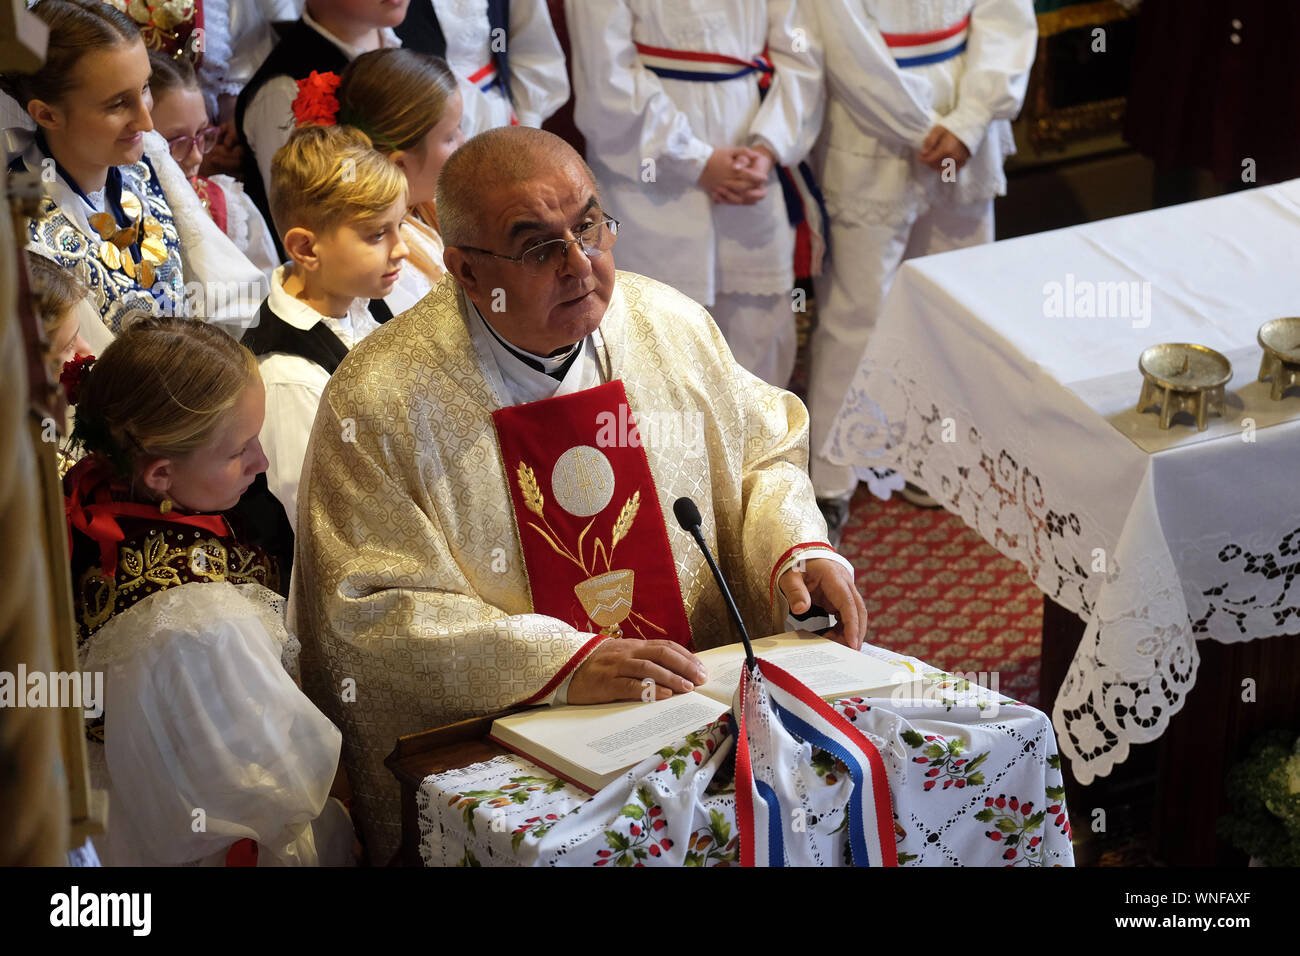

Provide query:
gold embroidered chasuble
left=290, top=270, right=831, bottom=862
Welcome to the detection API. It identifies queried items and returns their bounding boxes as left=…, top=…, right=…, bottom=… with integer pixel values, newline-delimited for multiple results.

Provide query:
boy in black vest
left=235, top=0, right=408, bottom=251
left=243, top=124, right=410, bottom=533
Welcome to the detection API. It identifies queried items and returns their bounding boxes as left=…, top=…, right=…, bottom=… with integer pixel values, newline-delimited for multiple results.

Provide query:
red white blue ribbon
left=467, top=60, right=503, bottom=93
left=632, top=42, right=829, bottom=277
left=734, top=658, right=897, bottom=867
left=634, top=42, right=773, bottom=84
left=467, top=61, right=518, bottom=124
left=881, top=16, right=970, bottom=68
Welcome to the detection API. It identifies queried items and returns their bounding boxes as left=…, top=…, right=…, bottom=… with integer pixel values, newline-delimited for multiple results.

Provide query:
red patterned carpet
left=837, top=484, right=1044, bottom=707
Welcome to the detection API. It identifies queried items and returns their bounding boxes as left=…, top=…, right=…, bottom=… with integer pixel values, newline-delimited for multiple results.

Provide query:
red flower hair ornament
left=292, top=71, right=343, bottom=127
left=60, top=353, right=96, bottom=406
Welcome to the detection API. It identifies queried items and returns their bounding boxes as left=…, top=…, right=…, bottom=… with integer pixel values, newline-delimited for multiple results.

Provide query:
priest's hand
left=567, top=639, right=710, bottom=704
left=778, top=558, right=868, bottom=651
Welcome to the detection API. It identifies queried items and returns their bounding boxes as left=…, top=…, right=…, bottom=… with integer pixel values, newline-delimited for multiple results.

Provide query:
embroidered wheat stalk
left=518, top=462, right=545, bottom=517
left=603, top=491, right=640, bottom=569
left=517, top=459, right=589, bottom=574
left=611, top=492, right=640, bottom=548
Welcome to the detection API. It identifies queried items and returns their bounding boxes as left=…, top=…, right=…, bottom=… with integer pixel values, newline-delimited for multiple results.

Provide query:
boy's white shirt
left=812, top=0, right=1037, bottom=226
left=564, top=0, right=824, bottom=306
left=257, top=264, right=382, bottom=531
left=429, top=0, right=570, bottom=134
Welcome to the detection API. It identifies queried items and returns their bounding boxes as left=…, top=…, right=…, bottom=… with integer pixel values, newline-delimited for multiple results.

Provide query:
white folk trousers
left=809, top=199, right=995, bottom=498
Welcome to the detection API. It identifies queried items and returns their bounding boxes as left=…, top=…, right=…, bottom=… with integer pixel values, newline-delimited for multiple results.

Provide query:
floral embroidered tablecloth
left=416, top=645, right=1075, bottom=866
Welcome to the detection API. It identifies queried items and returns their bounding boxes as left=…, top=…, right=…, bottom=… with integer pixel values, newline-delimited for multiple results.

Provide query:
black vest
left=397, top=0, right=513, bottom=105
left=235, top=19, right=351, bottom=258
left=233, top=297, right=363, bottom=576
left=242, top=298, right=351, bottom=372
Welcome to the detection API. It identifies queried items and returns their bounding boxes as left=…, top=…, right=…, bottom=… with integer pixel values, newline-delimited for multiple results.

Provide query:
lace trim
left=79, top=581, right=298, bottom=677
left=824, top=344, right=1300, bottom=784
left=208, top=174, right=251, bottom=250
left=826, top=343, right=1104, bottom=616
left=820, top=121, right=1014, bottom=227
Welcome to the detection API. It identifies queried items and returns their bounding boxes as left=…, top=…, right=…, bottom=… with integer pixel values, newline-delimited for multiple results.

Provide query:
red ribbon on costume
left=225, top=839, right=259, bottom=867
left=64, top=457, right=232, bottom=577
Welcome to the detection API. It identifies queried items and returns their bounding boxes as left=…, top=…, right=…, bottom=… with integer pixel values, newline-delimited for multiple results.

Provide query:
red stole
left=493, top=381, right=692, bottom=649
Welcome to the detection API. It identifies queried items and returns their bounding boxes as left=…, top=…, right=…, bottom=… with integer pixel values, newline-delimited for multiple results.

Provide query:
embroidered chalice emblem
left=516, top=453, right=664, bottom=640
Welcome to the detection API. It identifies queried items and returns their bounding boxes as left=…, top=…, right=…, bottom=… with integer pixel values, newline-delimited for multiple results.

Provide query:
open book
left=488, top=632, right=921, bottom=793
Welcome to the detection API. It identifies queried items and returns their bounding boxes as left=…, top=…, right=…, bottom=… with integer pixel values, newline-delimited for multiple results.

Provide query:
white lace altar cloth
left=824, top=180, right=1300, bottom=784
left=416, top=644, right=1074, bottom=866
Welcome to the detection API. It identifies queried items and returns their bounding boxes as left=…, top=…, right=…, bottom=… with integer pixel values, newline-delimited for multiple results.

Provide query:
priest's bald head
left=438, top=127, right=618, bottom=356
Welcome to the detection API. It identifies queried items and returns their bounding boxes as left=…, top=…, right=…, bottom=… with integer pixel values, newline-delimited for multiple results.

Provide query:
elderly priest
left=290, top=127, right=868, bottom=864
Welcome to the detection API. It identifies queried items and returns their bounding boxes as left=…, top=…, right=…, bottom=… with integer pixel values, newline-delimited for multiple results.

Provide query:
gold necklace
left=87, top=192, right=168, bottom=288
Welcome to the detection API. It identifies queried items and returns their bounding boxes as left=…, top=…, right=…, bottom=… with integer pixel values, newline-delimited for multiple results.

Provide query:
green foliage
left=1218, top=728, right=1300, bottom=867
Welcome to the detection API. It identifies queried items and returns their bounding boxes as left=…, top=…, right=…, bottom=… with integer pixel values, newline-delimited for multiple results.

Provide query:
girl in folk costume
left=103, top=0, right=299, bottom=177
left=334, top=48, right=467, bottom=292
left=27, top=252, right=98, bottom=384
left=26, top=253, right=101, bottom=476
left=805, top=0, right=1037, bottom=521
left=0, top=0, right=264, bottom=337
left=147, top=50, right=280, bottom=281
left=564, top=0, right=826, bottom=389
left=63, top=316, right=355, bottom=866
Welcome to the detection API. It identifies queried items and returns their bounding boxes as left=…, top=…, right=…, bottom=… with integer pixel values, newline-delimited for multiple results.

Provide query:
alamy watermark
left=0, top=665, right=102, bottom=719
left=1042, top=273, right=1151, bottom=329
left=595, top=403, right=706, bottom=458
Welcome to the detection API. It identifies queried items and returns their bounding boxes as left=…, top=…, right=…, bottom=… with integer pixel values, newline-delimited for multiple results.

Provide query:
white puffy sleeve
left=210, top=174, right=282, bottom=282
left=505, top=0, right=570, bottom=127
left=815, top=0, right=941, bottom=152
left=82, top=582, right=342, bottom=866
left=142, top=131, right=265, bottom=335
left=941, top=0, right=1037, bottom=155
left=565, top=0, right=714, bottom=185
left=747, top=0, right=824, bottom=166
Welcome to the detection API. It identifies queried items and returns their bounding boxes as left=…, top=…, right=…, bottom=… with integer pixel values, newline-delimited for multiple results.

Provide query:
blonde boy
left=243, top=124, right=409, bottom=531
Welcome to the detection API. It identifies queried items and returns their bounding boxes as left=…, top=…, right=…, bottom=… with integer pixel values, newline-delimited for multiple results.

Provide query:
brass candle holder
left=1257, top=317, right=1300, bottom=400
left=1137, top=343, right=1232, bottom=431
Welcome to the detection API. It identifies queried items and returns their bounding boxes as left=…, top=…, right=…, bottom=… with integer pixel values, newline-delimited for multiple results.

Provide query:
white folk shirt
left=199, top=0, right=301, bottom=113
left=565, top=0, right=824, bottom=306
left=429, top=0, right=570, bottom=134
left=257, top=265, right=382, bottom=531
left=813, top=0, right=1037, bottom=226
left=242, top=10, right=402, bottom=197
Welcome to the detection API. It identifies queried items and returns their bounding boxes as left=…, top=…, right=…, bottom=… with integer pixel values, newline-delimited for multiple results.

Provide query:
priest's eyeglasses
left=463, top=217, right=620, bottom=274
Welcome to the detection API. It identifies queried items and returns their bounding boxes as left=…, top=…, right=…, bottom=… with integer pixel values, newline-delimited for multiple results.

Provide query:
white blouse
left=81, top=582, right=353, bottom=866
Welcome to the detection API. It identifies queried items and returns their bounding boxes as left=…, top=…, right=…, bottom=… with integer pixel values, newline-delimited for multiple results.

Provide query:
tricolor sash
left=881, top=16, right=970, bottom=68
left=634, top=42, right=830, bottom=278
left=492, top=380, right=692, bottom=648
left=468, top=60, right=520, bottom=125
left=734, top=659, right=897, bottom=867
left=467, top=59, right=504, bottom=93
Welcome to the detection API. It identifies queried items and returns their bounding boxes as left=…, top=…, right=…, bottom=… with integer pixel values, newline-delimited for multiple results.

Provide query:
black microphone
left=673, top=496, right=755, bottom=669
